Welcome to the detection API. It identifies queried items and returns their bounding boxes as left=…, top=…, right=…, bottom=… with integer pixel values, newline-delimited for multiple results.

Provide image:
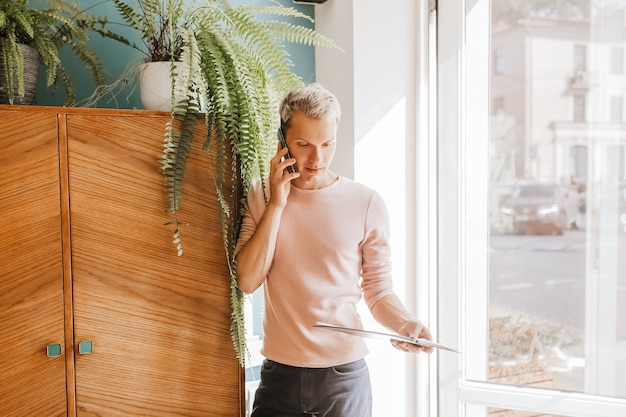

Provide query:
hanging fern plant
left=109, top=0, right=340, bottom=366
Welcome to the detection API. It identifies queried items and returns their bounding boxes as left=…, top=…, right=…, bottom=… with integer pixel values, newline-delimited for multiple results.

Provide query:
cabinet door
left=0, top=110, right=67, bottom=416
left=65, top=114, right=241, bottom=416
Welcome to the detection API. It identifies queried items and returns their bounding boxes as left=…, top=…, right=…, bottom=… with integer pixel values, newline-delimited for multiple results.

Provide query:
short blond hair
left=279, top=83, right=341, bottom=128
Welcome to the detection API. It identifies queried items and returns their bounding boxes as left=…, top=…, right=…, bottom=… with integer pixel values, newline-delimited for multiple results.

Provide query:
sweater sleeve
left=360, top=190, right=396, bottom=310
left=234, top=180, right=266, bottom=256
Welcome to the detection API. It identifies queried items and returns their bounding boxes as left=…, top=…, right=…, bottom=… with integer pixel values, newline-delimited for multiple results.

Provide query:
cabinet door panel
left=0, top=110, right=67, bottom=416
left=66, top=114, right=241, bottom=416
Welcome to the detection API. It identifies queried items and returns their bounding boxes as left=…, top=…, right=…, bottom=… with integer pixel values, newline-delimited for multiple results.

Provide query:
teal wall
left=36, top=0, right=316, bottom=108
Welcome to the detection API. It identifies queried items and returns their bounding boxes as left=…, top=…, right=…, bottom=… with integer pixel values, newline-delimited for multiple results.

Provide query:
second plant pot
left=0, top=43, right=40, bottom=105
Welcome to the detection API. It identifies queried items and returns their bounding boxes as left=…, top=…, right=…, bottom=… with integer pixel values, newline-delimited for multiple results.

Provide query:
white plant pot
left=139, top=61, right=185, bottom=111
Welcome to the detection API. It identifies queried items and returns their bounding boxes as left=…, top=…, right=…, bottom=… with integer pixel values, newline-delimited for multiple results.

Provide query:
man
left=235, top=83, right=432, bottom=417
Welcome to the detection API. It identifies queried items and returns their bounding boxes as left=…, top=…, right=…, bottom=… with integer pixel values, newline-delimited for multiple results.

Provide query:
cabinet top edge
left=0, top=104, right=173, bottom=117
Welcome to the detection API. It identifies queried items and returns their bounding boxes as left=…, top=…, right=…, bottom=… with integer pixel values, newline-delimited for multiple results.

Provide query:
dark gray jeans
left=251, top=358, right=372, bottom=417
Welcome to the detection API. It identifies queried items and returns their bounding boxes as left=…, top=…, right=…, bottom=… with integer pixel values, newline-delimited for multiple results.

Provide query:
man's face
left=285, top=112, right=337, bottom=190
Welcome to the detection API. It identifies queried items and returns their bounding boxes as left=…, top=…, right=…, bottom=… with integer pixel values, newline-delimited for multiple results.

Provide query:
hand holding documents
left=314, top=322, right=461, bottom=354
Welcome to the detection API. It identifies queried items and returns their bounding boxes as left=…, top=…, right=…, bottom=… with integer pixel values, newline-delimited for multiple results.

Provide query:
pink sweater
left=236, top=177, right=396, bottom=367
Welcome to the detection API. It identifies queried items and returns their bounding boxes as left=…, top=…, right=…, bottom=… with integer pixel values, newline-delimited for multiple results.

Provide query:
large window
left=570, top=145, right=587, bottom=181
left=575, top=45, right=587, bottom=71
left=493, top=47, right=505, bottom=75
left=573, top=95, right=586, bottom=122
left=439, top=0, right=626, bottom=416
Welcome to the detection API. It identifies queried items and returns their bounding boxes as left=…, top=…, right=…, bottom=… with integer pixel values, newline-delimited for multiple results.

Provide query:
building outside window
left=575, top=44, right=587, bottom=71
left=611, top=96, right=623, bottom=123
left=570, top=145, right=587, bottom=182
left=494, top=47, right=505, bottom=75
left=611, top=47, right=624, bottom=74
left=574, top=95, right=586, bottom=122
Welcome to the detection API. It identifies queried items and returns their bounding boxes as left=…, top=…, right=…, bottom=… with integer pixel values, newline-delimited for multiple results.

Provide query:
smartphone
left=277, top=127, right=297, bottom=173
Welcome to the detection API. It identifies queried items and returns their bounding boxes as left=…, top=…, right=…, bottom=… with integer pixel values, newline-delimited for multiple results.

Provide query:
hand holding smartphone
left=277, top=127, right=297, bottom=173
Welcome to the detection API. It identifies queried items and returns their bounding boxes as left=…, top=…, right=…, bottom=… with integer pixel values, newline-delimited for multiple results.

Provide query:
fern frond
left=55, top=64, right=75, bottom=106
left=68, top=41, right=105, bottom=86
left=162, top=110, right=198, bottom=214
left=230, top=281, right=246, bottom=366
left=0, top=37, right=21, bottom=103
left=111, top=0, right=143, bottom=35
left=244, top=5, right=314, bottom=23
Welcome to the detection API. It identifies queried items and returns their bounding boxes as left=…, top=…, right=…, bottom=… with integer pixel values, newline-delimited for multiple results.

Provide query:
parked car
left=499, top=182, right=568, bottom=235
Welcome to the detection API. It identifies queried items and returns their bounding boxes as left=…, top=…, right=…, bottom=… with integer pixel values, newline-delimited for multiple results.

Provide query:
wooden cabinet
left=0, top=106, right=243, bottom=417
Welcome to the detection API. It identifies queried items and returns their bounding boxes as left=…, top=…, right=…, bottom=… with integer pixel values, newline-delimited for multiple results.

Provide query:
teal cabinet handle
left=78, top=340, right=93, bottom=354
left=47, top=343, right=62, bottom=357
